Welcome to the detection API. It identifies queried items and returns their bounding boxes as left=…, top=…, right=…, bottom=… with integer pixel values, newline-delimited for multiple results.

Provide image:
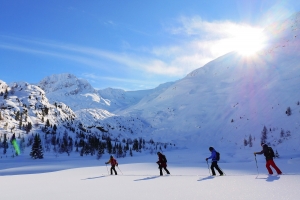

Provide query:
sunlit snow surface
left=1, top=149, right=299, bottom=200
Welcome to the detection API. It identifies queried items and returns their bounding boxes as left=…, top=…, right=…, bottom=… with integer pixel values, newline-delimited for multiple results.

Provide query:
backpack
left=111, top=158, right=117, bottom=165
left=216, top=152, right=220, bottom=161
left=162, top=154, right=167, bottom=163
left=267, top=147, right=275, bottom=158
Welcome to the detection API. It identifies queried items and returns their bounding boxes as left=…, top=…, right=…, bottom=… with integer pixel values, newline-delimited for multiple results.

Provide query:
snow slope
left=118, top=12, right=300, bottom=153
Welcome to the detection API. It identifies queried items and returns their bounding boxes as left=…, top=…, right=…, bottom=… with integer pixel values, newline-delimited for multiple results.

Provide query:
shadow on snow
left=134, top=176, right=160, bottom=181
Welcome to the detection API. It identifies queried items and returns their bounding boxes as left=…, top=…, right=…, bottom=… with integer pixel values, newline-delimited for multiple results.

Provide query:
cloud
left=152, top=16, right=266, bottom=71
left=0, top=16, right=265, bottom=80
left=82, top=73, right=145, bottom=84
left=81, top=73, right=162, bottom=91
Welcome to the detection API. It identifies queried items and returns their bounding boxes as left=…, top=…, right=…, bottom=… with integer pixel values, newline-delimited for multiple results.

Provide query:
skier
left=156, top=152, right=170, bottom=176
left=206, top=147, right=223, bottom=176
left=254, top=143, right=282, bottom=175
left=105, top=155, right=118, bottom=175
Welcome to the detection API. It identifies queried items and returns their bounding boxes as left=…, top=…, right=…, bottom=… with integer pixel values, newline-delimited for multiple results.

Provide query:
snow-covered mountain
left=0, top=80, right=76, bottom=142
left=118, top=12, right=300, bottom=152
left=38, top=73, right=110, bottom=111
left=1, top=12, right=300, bottom=159
left=38, top=73, right=174, bottom=113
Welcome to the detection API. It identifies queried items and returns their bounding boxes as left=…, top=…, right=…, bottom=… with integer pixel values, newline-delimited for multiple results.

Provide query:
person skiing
left=254, top=143, right=282, bottom=175
left=156, top=152, right=170, bottom=176
left=206, top=147, right=223, bottom=176
left=105, top=155, right=118, bottom=175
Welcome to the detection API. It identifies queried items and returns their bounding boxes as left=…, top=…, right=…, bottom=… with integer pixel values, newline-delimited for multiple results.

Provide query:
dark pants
left=159, top=165, right=170, bottom=176
left=211, top=161, right=223, bottom=175
left=110, top=165, right=117, bottom=175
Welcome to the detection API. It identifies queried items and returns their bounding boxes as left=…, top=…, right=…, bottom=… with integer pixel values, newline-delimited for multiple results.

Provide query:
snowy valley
left=0, top=11, right=300, bottom=200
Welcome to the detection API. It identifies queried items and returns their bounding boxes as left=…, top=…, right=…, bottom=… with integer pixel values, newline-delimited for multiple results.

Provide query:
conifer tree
left=46, top=119, right=50, bottom=127
left=261, top=126, right=267, bottom=143
left=106, top=137, right=112, bottom=154
left=116, top=144, right=123, bottom=158
left=112, top=143, right=117, bottom=155
left=97, top=143, right=104, bottom=160
left=53, top=124, right=57, bottom=133
left=248, top=135, right=253, bottom=147
left=68, top=137, right=73, bottom=153
left=275, top=150, right=280, bottom=158
left=2, top=134, right=8, bottom=154
left=25, top=122, right=32, bottom=134
left=19, top=115, right=22, bottom=129
left=243, top=139, right=248, bottom=146
left=3, top=89, right=8, bottom=99
left=132, top=139, right=139, bottom=152
left=286, top=107, right=292, bottom=116
left=30, top=134, right=44, bottom=159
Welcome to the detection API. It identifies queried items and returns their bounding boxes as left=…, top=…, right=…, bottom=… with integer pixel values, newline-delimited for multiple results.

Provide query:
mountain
left=118, top=12, right=300, bottom=151
left=38, top=73, right=173, bottom=113
left=1, top=12, right=300, bottom=159
left=0, top=80, right=76, bottom=141
left=38, top=73, right=110, bottom=111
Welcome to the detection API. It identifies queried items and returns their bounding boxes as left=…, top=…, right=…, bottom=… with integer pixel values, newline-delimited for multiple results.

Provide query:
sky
left=1, top=0, right=300, bottom=91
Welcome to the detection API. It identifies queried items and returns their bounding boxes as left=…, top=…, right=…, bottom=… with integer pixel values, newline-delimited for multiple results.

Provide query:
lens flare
left=233, top=27, right=267, bottom=56
left=12, top=139, right=21, bottom=155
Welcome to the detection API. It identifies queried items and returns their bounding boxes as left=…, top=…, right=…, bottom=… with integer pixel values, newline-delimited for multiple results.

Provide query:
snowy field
left=1, top=149, right=300, bottom=200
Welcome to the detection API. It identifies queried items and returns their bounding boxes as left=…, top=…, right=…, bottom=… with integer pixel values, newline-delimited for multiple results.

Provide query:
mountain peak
left=38, top=73, right=95, bottom=94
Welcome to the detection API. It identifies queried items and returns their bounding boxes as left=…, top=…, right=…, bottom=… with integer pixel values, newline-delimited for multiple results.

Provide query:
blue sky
left=1, top=0, right=300, bottom=91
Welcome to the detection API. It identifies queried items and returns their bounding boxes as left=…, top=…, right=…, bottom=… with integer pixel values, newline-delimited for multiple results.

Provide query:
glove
left=116, top=164, right=118, bottom=166
left=254, top=153, right=256, bottom=155
left=205, top=158, right=208, bottom=161
left=105, top=162, right=108, bottom=164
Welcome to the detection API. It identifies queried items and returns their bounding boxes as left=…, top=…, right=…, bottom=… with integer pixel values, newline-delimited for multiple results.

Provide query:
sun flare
left=232, top=26, right=267, bottom=56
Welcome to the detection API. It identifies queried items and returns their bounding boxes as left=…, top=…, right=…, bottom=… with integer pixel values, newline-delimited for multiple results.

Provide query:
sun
left=232, top=26, right=267, bottom=56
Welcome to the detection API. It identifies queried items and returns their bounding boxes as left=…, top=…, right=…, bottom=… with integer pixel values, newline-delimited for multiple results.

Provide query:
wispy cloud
left=0, top=16, right=265, bottom=80
left=82, top=73, right=146, bottom=84
left=153, top=16, right=266, bottom=71
left=81, top=73, right=162, bottom=91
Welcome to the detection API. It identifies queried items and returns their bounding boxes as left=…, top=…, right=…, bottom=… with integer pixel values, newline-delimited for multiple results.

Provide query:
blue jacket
left=207, top=149, right=218, bottom=161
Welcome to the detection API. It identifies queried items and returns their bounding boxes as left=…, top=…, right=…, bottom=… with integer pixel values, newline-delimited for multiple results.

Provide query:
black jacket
left=256, top=144, right=273, bottom=161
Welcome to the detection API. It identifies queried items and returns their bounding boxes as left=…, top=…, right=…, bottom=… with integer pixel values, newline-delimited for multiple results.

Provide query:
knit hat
left=209, top=147, right=214, bottom=151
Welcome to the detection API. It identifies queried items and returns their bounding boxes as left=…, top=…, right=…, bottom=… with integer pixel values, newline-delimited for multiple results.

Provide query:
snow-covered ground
left=1, top=149, right=299, bottom=200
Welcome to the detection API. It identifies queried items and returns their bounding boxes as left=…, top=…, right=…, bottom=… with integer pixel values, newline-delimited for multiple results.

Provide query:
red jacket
left=106, top=158, right=118, bottom=166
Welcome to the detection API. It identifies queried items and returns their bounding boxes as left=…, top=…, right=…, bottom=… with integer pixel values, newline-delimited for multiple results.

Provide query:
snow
left=1, top=149, right=300, bottom=200
left=1, top=11, right=300, bottom=200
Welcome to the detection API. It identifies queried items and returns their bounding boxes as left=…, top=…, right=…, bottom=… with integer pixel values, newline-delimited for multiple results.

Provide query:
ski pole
left=254, top=155, right=259, bottom=175
left=117, top=165, right=123, bottom=175
left=106, top=164, right=109, bottom=175
left=206, top=160, right=211, bottom=176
